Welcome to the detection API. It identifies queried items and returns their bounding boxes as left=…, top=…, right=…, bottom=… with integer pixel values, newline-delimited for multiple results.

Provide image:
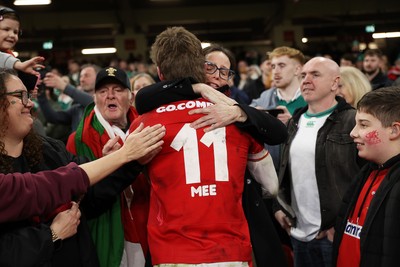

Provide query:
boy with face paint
left=332, top=86, right=400, bottom=267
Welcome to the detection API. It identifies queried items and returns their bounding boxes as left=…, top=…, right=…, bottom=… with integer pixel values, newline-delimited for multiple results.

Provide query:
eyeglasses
left=204, top=61, right=235, bottom=81
left=3, top=90, right=34, bottom=106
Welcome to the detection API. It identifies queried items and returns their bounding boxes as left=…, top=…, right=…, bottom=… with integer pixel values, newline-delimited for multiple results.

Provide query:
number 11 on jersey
left=170, top=123, right=229, bottom=184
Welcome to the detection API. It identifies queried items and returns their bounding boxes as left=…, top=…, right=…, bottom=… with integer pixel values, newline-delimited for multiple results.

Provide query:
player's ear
left=389, top=122, right=400, bottom=139
left=128, top=91, right=134, bottom=105
left=157, top=67, right=165, bottom=81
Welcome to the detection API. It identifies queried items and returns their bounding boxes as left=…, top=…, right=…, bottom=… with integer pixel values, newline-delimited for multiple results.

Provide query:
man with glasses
left=135, top=53, right=286, bottom=147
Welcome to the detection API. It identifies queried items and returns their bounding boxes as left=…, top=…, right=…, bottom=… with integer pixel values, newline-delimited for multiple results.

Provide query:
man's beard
left=364, top=68, right=378, bottom=75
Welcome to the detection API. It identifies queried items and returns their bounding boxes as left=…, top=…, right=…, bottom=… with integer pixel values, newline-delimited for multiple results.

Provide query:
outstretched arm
left=0, top=124, right=165, bottom=223
left=43, top=73, right=93, bottom=106
left=80, top=123, right=165, bottom=218
left=2, top=54, right=45, bottom=76
left=81, top=123, right=165, bottom=184
left=0, top=163, right=89, bottom=222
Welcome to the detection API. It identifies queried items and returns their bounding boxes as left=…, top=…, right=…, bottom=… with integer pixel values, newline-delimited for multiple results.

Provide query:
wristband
left=50, top=227, right=60, bottom=242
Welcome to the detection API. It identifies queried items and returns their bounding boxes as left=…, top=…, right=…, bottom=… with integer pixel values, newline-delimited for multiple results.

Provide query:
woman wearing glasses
left=0, top=68, right=166, bottom=267
left=204, top=58, right=250, bottom=105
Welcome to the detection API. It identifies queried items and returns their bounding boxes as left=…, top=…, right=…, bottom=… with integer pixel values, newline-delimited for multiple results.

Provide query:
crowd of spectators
left=2, top=4, right=400, bottom=266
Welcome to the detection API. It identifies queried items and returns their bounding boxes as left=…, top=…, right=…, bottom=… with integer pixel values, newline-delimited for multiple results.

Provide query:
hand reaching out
left=13, top=56, right=45, bottom=76
left=43, top=72, right=68, bottom=91
left=122, top=123, right=165, bottom=162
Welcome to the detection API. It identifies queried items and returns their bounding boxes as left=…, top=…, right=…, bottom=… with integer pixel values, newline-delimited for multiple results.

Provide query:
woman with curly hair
left=0, top=68, right=165, bottom=267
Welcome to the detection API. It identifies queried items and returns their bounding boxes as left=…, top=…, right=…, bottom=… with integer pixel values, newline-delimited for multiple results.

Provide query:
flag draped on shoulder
left=68, top=102, right=138, bottom=267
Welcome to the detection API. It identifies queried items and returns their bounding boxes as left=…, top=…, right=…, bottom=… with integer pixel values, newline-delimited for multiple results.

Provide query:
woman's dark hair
left=0, top=68, right=42, bottom=173
left=203, top=44, right=237, bottom=71
left=0, top=68, right=17, bottom=140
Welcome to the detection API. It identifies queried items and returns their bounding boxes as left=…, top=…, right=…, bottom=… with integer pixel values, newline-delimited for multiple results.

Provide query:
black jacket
left=242, top=76, right=267, bottom=101
left=370, top=70, right=393, bottom=90
left=0, top=135, right=141, bottom=267
left=274, top=97, right=365, bottom=230
left=332, top=154, right=400, bottom=267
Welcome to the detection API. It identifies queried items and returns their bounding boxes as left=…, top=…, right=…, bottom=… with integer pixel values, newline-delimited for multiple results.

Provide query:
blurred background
left=3, top=0, right=400, bottom=68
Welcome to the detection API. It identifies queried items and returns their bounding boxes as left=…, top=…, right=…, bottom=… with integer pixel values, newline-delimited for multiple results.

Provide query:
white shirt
left=289, top=111, right=331, bottom=241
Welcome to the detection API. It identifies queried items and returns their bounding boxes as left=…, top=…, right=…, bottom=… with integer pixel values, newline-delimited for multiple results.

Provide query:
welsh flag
left=67, top=102, right=137, bottom=267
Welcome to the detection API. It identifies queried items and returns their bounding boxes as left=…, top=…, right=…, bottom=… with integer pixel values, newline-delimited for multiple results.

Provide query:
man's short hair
left=341, top=53, right=356, bottom=65
left=364, top=48, right=383, bottom=59
left=81, top=63, right=101, bottom=74
left=150, top=26, right=206, bottom=83
left=268, top=46, right=306, bottom=65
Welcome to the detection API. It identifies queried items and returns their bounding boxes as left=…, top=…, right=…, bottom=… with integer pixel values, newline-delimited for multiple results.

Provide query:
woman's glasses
left=204, top=61, right=235, bottom=81
left=3, top=90, right=34, bottom=106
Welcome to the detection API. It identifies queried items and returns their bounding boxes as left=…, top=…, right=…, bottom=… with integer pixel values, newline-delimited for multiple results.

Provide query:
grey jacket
left=0, top=52, right=19, bottom=69
left=38, top=84, right=93, bottom=131
left=250, top=87, right=278, bottom=109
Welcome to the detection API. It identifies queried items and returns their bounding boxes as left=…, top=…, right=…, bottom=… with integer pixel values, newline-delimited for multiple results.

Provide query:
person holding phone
left=250, top=46, right=307, bottom=125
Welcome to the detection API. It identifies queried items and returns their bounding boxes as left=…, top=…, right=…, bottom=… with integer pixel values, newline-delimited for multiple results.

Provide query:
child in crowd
left=333, top=86, right=400, bottom=267
left=0, top=7, right=43, bottom=75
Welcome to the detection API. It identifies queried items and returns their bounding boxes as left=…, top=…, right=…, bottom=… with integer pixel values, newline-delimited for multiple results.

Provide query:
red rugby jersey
left=129, top=98, right=264, bottom=264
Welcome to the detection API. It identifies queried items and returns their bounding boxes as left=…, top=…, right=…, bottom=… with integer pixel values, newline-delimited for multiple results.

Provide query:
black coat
left=332, top=154, right=400, bottom=267
left=370, top=70, right=393, bottom=90
left=243, top=171, right=290, bottom=267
